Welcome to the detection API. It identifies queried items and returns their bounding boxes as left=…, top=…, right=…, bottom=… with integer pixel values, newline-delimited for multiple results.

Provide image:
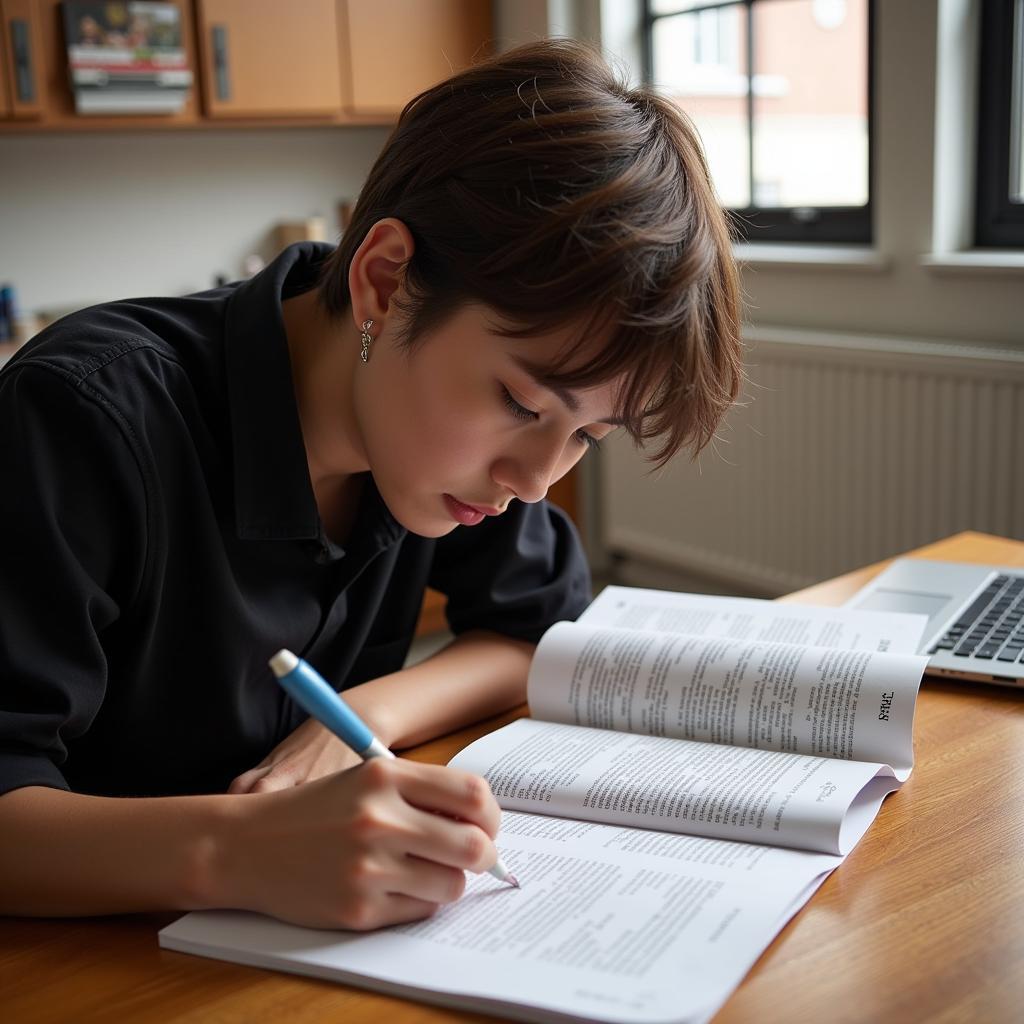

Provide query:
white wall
left=0, top=126, right=390, bottom=316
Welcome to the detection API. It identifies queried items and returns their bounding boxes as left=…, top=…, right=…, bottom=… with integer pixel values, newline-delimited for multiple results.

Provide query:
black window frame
left=976, top=0, right=1024, bottom=248
left=642, top=0, right=875, bottom=244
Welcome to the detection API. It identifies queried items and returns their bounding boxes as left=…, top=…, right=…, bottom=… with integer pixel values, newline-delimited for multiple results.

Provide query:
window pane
left=751, top=0, right=869, bottom=207
left=651, top=4, right=751, bottom=207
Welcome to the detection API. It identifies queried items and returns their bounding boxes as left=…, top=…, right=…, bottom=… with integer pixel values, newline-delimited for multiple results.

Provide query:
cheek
left=368, top=363, right=492, bottom=473
left=414, top=392, right=492, bottom=464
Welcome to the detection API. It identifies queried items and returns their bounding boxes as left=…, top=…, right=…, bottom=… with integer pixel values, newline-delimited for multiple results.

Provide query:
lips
left=443, top=494, right=503, bottom=526
left=460, top=500, right=502, bottom=516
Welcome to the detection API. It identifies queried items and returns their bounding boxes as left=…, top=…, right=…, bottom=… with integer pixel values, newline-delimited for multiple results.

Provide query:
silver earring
left=360, top=319, right=374, bottom=363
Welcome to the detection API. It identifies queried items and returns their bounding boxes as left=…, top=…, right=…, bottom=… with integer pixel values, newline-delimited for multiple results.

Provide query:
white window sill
left=733, top=243, right=890, bottom=273
left=920, top=251, right=1024, bottom=276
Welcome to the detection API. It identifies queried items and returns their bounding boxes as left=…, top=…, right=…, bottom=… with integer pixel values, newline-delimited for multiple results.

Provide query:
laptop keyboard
left=930, top=574, right=1024, bottom=662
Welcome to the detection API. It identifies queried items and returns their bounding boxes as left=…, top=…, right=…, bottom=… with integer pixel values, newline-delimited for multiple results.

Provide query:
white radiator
left=601, top=326, right=1024, bottom=596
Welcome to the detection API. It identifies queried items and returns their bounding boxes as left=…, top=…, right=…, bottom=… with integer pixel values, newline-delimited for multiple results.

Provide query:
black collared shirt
left=0, top=243, right=590, bottom=798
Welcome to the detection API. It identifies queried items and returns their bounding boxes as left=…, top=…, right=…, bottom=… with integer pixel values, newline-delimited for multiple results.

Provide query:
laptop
left=846, top=559, right=1024, bottom=688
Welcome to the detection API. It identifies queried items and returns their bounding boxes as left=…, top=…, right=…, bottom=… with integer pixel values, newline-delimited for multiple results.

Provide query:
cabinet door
left=1, top=0, right=44, bottom=119
left=344, top=0, right=491, bottom=115
left=197, top=0, right=345, bottom=118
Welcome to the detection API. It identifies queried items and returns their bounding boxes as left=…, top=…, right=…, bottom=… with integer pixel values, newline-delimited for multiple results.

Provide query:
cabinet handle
left=212, top=24, right=231, bottom=101
left=10, top=18, right=35, bottom=103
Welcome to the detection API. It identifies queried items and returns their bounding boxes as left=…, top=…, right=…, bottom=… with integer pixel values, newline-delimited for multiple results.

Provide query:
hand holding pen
left=212, top=652, right=516, bottom=931
left=269, top=650, right=520, bottom=890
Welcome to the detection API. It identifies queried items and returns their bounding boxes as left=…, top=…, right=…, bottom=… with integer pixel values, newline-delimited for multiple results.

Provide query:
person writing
left=0, top=39, right=741, bottom=929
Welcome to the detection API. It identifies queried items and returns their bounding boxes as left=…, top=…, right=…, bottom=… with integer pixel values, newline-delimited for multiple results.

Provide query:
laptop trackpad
left=854, top=588, right=952, bottom=630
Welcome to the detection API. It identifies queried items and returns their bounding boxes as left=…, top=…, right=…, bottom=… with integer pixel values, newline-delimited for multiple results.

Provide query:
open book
left=160, top=587, right=930, bottom=1024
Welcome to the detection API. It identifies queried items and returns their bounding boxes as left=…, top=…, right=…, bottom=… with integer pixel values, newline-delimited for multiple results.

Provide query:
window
left=976, top=0, right=1024, bottom=247
left=643, top=0, right=874, bottom=243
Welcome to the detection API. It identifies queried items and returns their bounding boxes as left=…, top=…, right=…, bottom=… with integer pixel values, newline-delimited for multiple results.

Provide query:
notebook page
left=581, top=586, right=927, bottom=654
left=160, top=812, right=845, bottom=1024
left=450, top=718, right=898, bottom=855
left=528, top=622, right=926, bottom=779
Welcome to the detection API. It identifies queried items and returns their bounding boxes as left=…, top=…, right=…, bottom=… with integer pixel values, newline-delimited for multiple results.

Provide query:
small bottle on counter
left=0, top=284, right=13, bottom=342
left=0, top=285, right=40, bottom=348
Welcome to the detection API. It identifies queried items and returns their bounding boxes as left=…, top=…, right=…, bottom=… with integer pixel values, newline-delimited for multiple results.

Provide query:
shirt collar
left=223, top=242, right=404, bottom=552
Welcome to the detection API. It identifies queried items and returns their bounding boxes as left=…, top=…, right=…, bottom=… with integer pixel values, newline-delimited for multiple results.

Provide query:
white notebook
left=161, top=587, right=929, bottom=1024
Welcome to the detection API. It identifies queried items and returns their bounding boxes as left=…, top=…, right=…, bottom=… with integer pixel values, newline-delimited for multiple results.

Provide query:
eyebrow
left=509, top=353, right=625, bottom=427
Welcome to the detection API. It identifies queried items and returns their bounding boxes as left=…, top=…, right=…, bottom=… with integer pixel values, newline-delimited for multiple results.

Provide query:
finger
left=388, top=854, right=468, bottom=907
left=227, top=764, right=274, bottom=795
left=389, top=762, right=502, bottom=839
left=400, top=807, right=498, bottom=874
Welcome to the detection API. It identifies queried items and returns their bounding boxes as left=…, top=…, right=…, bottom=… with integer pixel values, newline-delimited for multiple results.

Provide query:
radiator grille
left=601, top=329, right=1024, bottom=595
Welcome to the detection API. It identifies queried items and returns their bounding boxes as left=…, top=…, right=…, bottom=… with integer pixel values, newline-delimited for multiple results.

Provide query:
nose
left=491, top=434, right=575, bottom=505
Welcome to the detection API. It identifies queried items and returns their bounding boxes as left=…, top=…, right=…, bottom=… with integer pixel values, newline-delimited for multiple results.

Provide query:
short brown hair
left=317, top=38, right=742, bottom=465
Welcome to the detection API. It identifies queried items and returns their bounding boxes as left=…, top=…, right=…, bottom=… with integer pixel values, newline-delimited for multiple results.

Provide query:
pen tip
left=269, top=649, right=298, bottom=677
left=509, top=875, right=520, bottom=888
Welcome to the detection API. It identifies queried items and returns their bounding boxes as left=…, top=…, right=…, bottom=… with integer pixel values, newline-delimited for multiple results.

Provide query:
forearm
left=343, top=630, right=535, bottom=751
left=0, top=785, right=236, bottom=916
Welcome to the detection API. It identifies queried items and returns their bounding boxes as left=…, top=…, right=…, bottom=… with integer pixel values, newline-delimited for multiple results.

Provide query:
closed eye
left=501, top=384, right=602, bottom=452
left=500, top=384, right=537, bottom=422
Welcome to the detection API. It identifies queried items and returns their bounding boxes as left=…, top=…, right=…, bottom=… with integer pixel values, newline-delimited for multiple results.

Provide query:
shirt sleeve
left=428, top=498, right=592, bottom=644
left=0, top=361, right=147, bottom=796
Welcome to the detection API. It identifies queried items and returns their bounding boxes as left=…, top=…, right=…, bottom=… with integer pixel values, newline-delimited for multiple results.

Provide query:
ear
left=347, top=217, right=416, bottom=330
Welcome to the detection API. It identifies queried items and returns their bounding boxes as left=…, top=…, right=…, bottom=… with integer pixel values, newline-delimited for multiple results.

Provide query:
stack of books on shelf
left=62, top=1, right=193, bottom=115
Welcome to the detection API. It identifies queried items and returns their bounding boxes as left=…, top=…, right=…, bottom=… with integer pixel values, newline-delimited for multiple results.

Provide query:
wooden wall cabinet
left=1, top=0, right=44, bottom=119
left=196, top=0, right=346, bottom=119
left=0, top=0, right=492, bottom=131
left=197, top=0, right=492, bottom=121
left=345, top=0, right=491, bottom=115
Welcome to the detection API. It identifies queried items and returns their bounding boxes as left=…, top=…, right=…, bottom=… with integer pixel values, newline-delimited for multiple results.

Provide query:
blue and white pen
left=268, top=649, right=519, bottom=888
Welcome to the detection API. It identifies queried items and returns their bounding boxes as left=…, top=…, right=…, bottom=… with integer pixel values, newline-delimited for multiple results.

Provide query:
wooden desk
left=2, top=531, right=1022, bottom=1023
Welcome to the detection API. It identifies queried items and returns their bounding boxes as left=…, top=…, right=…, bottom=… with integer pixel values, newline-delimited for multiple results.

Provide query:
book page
left=160, top=811, right=845, bottom=1024
left=528, top=622, right=927, bottom=779
left=450, top=718, right=897, bottom=855
left=581, top=586, right=928, bottom=654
